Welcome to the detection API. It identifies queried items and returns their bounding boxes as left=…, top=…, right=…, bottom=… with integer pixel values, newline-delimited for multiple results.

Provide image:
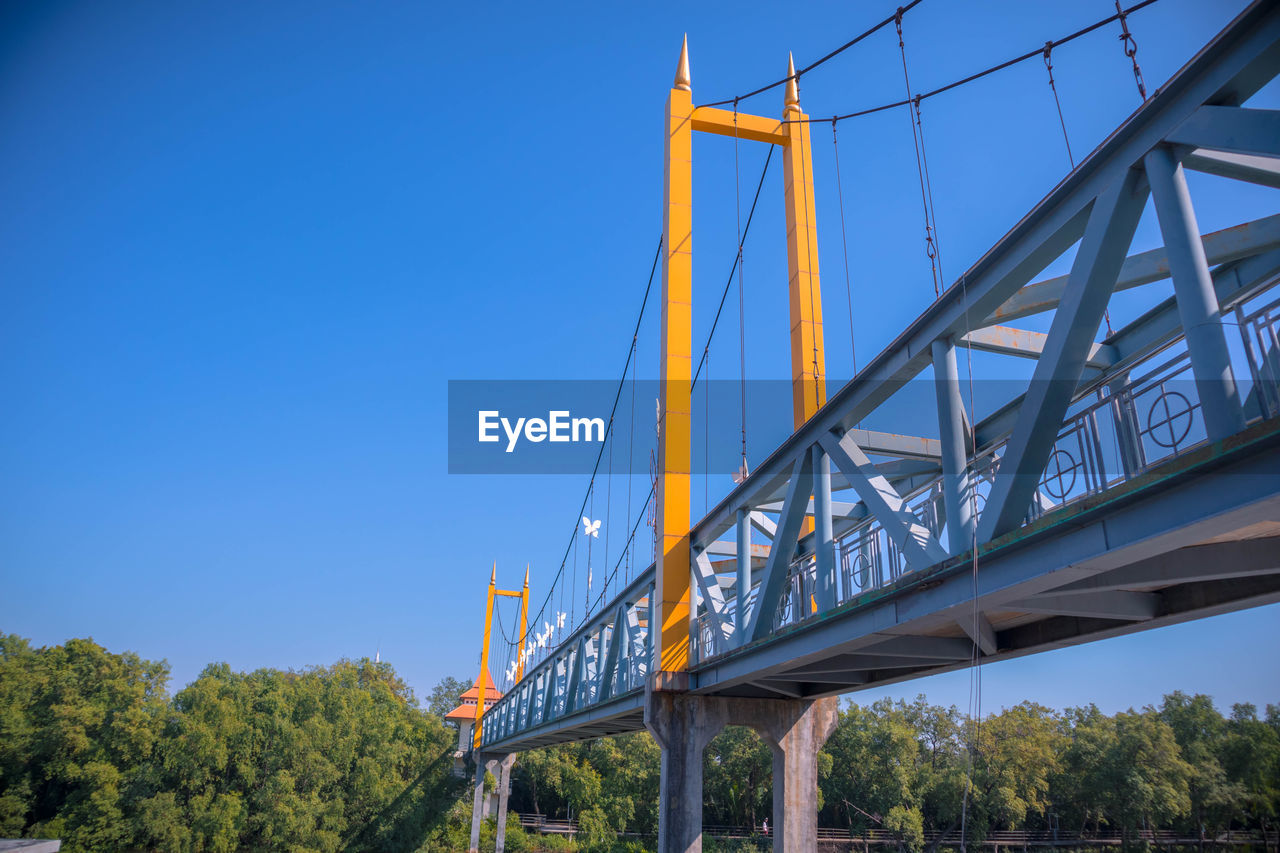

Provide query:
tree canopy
left=2, top=631, right=1277, bottom=853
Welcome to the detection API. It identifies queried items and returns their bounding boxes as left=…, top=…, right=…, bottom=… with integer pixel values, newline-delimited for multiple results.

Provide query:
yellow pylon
left=472, top=563, right=531, bottom=749
left=654, top=40, right=827, bottom=683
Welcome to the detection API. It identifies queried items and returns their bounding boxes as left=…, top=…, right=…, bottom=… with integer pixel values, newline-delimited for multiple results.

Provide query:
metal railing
left=689, top=274, right=1280, bottom=663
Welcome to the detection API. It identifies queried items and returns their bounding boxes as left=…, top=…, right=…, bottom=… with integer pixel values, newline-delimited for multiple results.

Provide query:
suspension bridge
left=462, top=2, right=1280, bottom=850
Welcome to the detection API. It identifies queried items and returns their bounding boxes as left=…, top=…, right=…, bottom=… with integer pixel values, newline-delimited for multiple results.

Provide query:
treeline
left=0, top=633, right=468, bottom=852
left=2, top=633, right=1277, bottom=853
left=505, top=694, right=1280, bottom=848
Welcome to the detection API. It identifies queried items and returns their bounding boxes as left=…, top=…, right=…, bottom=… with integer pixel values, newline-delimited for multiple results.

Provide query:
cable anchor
left=1114, top=1, right=1148, bottom=100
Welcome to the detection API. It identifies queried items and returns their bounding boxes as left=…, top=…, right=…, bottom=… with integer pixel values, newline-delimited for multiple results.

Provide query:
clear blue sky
left=2, top=0, right=1276, bottom=717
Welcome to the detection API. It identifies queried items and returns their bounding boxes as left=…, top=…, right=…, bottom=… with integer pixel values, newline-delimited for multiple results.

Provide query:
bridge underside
left=694, top=418, right=1280, bottom=700
left=486, top=419, right=1280, bottom=752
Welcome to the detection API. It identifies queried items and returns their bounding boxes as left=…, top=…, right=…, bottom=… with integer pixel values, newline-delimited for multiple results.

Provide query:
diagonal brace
left=693, top=550, right=734, bottom=654
left=745, top=452, right=814, bottom=642
left=979, top=169, right=1149, bottom=542
left=819, top=431, right=949, bottom=570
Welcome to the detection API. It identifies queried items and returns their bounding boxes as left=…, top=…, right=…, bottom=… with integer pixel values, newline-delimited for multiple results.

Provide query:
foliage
left=0, top=633, right=463, bottom=853
left=427, top=675, right=471, bottom=720
left=2, top=631, right=1277, bottom=852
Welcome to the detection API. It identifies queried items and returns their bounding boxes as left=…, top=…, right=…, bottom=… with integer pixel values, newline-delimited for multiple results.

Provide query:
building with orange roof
left=446, top=669, right=503, bottom=775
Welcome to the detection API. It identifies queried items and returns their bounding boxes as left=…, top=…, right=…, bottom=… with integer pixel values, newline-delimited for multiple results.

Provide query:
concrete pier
left=494, top=754, right=517, bottom=853
left=468, top=752, right=514, bottom=853
left=645, top=690, right=839, bottom=852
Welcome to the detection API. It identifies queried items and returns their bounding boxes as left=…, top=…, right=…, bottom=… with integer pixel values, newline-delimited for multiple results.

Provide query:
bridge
left=467, top=2, right=1280, bottom=851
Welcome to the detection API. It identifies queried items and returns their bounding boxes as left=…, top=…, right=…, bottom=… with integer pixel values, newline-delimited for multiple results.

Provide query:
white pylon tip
left=674, top=35, right=691, bottom=92
left=785, top=51, right=800, bottom=112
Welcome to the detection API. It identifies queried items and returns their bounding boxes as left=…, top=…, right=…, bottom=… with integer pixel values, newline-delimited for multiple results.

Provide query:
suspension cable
left=914, top=95, right=945, bottom=296
left=625, top=335, right=638, bottom=583
left=587, top=486, right=654, bottom=615
left=1042, top=42, right=1075, bottom=169
left=585, top=482, right=594, bottom=617
left=734, top=102, right=750, bottom=479
left=784, top=0, right=1162, bottom=126
left=567, top=145, right=769, bottom=630
left=692, top=146, right=774, bottom=388
left=604, top=407, right=614, bottom=603
left=567, top=149, right=774, bottom=629
left=896, top=11, right=943, bottom=299
left=524, top=238, right=662, bottom=639
left=699, top=0, right=927, bottom=109
left=831, top=120, right=858, bottom=377
left=1115, top=0, right=1148, bottom=101
left=1044, top=39, right=1116, bottom=336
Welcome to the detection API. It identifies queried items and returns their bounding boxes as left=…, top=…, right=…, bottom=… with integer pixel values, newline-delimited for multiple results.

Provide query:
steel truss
left=482, top=0, right=1280, bottom=753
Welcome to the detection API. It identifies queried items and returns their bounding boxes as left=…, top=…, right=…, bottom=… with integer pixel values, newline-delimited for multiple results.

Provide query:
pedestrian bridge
left=468, top=2, right=1280, bottom=849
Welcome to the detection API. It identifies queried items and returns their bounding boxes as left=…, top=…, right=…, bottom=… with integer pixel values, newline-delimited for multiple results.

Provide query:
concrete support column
left=646, top=692, right=839, bottom=852
left=745, top=697, right=839, bottom=852
left=494, top=754, right=517, bottom=853
left=931, top=337, right=975, bottom=554
left=644, top=692, right=730, bottom=853
left=1144, top=145, right=1247, bottom=440
left=468, top=754, right=492, bottom=853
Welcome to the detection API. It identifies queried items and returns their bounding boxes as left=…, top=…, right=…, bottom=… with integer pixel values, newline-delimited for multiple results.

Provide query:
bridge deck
left=479, top=0, right=1280, bottom=755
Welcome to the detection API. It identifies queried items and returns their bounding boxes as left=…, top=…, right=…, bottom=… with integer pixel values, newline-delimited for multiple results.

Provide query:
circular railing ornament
left=1041, top=448, right=1078, bottom=500
left=1147, top=390, right=1194, bottom=449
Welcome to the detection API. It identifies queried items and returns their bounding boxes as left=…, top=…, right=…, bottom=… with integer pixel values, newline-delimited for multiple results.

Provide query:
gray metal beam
left=932, top=337, right=976, bottom=554
left=956, top=612, right=998, bottom=656
left=858, top=635, right=975, bottom=660
left=693, top=1, right=1280, bottom=555
left=1144, top=144, right=1248, bottom=440
left=962, top=324, right=1117, bottom=369
left=980, top=168, right=1149, bottom=542
left=974, top=248, right=1280, bottom=450
left=693, top=550, right=732, bottom=653
left=820, top=430, right=949, bottom=569
left=1047, top=536, right=1280, bottom=594
left=813, top=445, right=837, bottom=613
left=749, top=510, right=777, bottom=538
left=988, top=213, right=1280, bottom=324
left=735, top=509, right=750, bottom=647
left=1166, top=105, right=1280, bottom=157
left=1010, top=590, right=1160, bottom=621
left=786, top=654, right=951, bottom=675
left=598, top=604, right=626, bottom=700
left=1183, top=148, right=1280, bottom=188
left=842, top=428, right=942, bottom=460
left=745, top=452, right=814, bottom=642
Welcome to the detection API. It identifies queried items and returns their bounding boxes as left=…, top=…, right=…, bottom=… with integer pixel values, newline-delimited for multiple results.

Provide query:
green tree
left=970, top=702, right=1064, bottom=832
left=1220, top=703, right=1280, bottom=833
left=1054, top=704, right=1114, bottom=835
left=1158, top=691, right=1240, bottom=837
left=704, top=726, right=772, bottom=829
left=820, top=700, right=921, bottom=838
left=1101, top=710, right=1193, bottom=845
left=426, top=675, right=470, bottom=719
left=0, top=633, right=169, bottom=850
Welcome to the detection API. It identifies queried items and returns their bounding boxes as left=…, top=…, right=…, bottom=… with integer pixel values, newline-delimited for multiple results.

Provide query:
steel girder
left=479, top=0, right=1280, bottom=754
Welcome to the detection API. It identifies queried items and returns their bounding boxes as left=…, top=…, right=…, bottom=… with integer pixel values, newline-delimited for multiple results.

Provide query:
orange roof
left=458, top=669, right=499, bottom=701
left=444, top=670, right=503, bottom=721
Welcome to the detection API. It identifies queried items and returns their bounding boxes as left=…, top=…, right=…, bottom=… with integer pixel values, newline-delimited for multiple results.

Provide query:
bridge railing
left=690, top=272, right=1280, bottom=664
left=481, top=568, right=655, bottom=748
